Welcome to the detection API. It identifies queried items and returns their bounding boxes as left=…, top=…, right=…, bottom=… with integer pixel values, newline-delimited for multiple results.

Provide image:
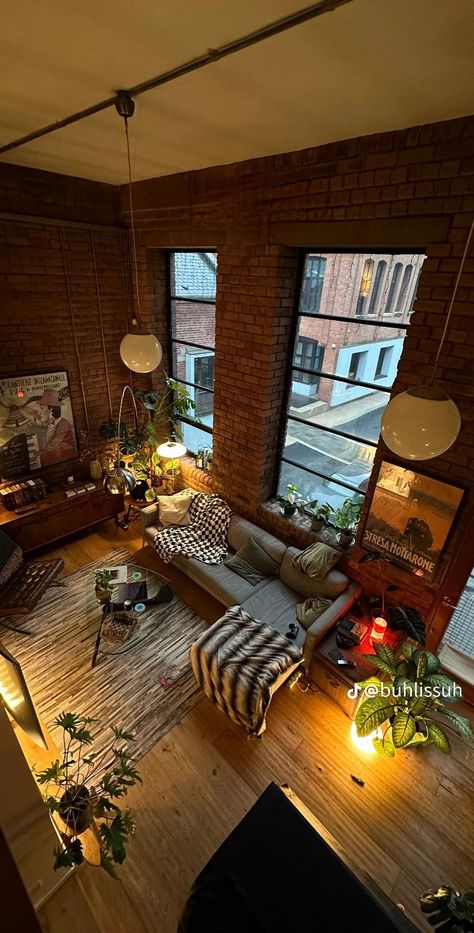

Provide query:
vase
left=95, top=582, right=112, bottom=605
left=90, top=458, right=102, bottom=480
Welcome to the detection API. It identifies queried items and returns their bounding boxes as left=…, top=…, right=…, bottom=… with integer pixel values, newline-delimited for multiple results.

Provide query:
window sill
left=259, top=500, right=353, bottom=554
left=179, top=456, right=213, bottom=493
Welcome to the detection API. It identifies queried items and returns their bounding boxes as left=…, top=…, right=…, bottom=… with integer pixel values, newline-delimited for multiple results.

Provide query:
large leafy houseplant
left=420, top=886, right=474, bottom=931
left=355, top=642, right=474, bottom=757
left=334, top=496, right=363, bottom=545
left=34, top=712, right=142, bottom=877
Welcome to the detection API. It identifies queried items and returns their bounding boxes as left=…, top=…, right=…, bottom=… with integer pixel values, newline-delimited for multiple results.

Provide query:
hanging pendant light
left=116, top=93, right=162, bottom=374
left=381, top=221, right=473, bottom=461
left=156, top=439, right=187, bottom=459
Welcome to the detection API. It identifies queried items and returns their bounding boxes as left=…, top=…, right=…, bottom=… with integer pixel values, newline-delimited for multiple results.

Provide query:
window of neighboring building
left=169, top=251, right=217, bottom=453
left=367, top=260, right=387, bottom=315
left=385, top=261, right=403, bottom=315
left=355, top=259, right=374, bottom=315
left=374, top=345, right=393, bottom=379
left=395, top=264, right=413, bottom=314
left=300, top=256, right=326, bottom=314
left=277, top=250, right=426, bottom=514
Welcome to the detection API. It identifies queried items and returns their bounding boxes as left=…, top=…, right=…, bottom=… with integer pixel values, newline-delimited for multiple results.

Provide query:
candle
left=371, top=616, right=387, bottom=643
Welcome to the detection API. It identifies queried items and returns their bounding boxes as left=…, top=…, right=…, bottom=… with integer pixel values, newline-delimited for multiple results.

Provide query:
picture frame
left=0, top=370, right=79, bottom=478
left=361, top=460, right=464, bottom=582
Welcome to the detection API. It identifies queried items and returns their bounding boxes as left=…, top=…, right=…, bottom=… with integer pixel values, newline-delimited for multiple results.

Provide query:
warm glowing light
left=17, top=388, right=24, bottom=398
left=157, top=440, right=186, bottom=459
left=0, top=678, right=21, bottom=710
left=381, top=385, right=461, bottom=460
left=350, top=721, right=378, bottom=753
left=371, top=616, right=387, bottom=643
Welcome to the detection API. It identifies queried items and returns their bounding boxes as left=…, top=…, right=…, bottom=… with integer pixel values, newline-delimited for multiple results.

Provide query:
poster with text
left=361, top=460, right=463, bottom=581
left=0, top=371, right=78, bottom=478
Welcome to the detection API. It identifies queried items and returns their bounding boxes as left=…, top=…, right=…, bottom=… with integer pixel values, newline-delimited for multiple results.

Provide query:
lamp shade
left=104, top=465, right=136, bottom=495
left=120, top=332, right=162, bottom=374
left=157, top=440, right=186, bottom=459
left=381, top=385, right=461, bottom=461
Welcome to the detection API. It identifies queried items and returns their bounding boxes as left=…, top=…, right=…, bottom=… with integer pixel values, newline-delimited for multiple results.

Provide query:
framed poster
left=361, top=460, right=464, bottom=582
left=0, top=371, right=79, bottom=478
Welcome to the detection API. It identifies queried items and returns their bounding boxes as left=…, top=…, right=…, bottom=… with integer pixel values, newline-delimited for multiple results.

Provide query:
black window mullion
left=170, top=295, right=216, bottom=305
left=280, top=456, right=367, bottom=496
left=177, top=414, right=213, bottom=435
left=286, top=413, right=377, bottom=449
left=297, top=311, right=408, bottom=331
left=291, top=364, right=392, bottom=394
left=171, top=337, right=215, bottom=353
left=174, top=378, right=214, bottom=395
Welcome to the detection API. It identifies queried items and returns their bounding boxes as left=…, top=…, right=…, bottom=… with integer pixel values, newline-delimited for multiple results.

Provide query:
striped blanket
left=190, top=606, right=302, bottom=736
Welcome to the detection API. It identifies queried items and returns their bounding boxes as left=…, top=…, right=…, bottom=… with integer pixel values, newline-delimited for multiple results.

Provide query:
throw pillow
left=292, top=542, right=340, bottom=580
left=296, top=596, right=332, bottom=630
left=224, top=536, right=280, bottom=586
left=157, top=490, right=194, bottom=527
left=224, top=553, right=266, bottom=586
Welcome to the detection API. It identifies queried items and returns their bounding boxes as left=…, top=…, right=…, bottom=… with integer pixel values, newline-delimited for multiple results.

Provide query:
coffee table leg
left=91, top=604, right=108, bottom=669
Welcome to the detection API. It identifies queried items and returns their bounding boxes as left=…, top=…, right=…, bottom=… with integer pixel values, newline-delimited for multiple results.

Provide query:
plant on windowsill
left=305, top=500, right=334, bottom=532
left=34, top=712, right=142, bottom=877
left=355, top=642, right=474, bottom=758
left=278, top=482, right=300, bottom=517
left=334, top=496, right=363, bottom=547
left=419, top=885, right=474, bottom=931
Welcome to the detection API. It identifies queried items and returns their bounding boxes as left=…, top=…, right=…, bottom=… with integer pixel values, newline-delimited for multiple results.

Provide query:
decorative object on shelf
left=354, top=642, right=474, bottom=757
left=370, top=616, right=387, bottom=644
left=115, top=93, right=162, bottom=374
left=0, top=476, right=47, bottom=512
left=104, top=386, right=139, bottom=496
left=0, top=370, right=78, bottom=477
left=94, top=569, right=113, bottom=605
left=361, top=460, right=464, bottom=582
left=419, top=885, right=474, bottom=931
left=35, top=711, right=141, bottom=876
left=0, top=642, right=47, bottom=747
left=381, top=220, right=473, bottom=461
left=79, top=428, right=103, bottom=480
left=334, top=497, right=363, bottom=547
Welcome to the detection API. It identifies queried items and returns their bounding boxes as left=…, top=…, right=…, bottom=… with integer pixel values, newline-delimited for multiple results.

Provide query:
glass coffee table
left=88, top=562, right=174, bottom=668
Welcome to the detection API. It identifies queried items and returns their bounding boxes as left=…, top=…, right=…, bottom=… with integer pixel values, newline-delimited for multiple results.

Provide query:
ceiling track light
left=381, top=220, right=473, bottom=461
left=115, top=92, right=162, bottom=374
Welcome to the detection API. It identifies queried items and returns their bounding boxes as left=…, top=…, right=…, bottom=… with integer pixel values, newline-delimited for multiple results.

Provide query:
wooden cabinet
left=0, top=482, right=124, bottom=553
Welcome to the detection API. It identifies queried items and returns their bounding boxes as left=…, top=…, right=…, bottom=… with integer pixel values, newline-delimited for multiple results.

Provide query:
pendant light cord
left=430, top=218, right=473, bottom=384
left=124, top=116, right=142, bottom=327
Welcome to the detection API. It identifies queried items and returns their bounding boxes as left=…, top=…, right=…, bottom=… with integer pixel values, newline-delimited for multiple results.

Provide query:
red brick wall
left=123, top=115, right=474, bottom=639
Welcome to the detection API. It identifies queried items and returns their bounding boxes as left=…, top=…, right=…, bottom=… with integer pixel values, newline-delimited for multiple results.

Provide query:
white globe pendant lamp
left=116, top=93, right=162, bottom=374
left=381, top=220, right=472, bottom=461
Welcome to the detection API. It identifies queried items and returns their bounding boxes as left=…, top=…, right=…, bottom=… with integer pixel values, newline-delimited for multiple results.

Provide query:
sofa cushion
left=224, top=553, right=267, bottom=587
left=280, top=548, right=349, bottom=599
left=292, top=542, right=341, bottom=580
left=172, top=554, right=270, bottom=606
left=241, top=579, right=305, bottom=647
left=156, top=490, right=194, bottom=527
left=227, top=515, right=286, bottom=565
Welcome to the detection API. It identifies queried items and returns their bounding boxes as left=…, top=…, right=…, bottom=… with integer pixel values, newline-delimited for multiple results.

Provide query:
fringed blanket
left=154, top=493, right=232, bottom=565
left=190, top=606, right=303, bottom=736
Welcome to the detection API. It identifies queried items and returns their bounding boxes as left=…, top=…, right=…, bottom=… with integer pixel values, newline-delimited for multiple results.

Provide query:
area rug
left=3, top=548, right=208, bottom=771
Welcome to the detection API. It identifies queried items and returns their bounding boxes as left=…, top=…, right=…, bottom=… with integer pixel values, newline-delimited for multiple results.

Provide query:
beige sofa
left=141, top=506, right=361, bottom=670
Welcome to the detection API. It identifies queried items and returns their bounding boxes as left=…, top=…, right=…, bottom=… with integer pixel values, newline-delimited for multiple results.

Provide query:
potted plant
left=307, top=500, right=333, bottom=532
left=355, top=642, right=474, bottom=757
left=334, top=496, right=362, bottom=546
left=420, top=885, right=474, bottom=931
left=35, top=712, right=141, bottom=877
left=279, top=482, right=300, bottom=517
left=94, top=570, right=113, bottom=604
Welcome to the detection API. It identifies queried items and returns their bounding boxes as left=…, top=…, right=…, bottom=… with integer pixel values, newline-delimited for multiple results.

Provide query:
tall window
left=385, top=262, right=403, bottom=315
left=367, top=260, right=387, bottom=315
left=169, top=251, right=217, bottom=453
left=395, top=264, right=413, bottom=314
left=300, top=256, right=326, bottom=313
left=277, top=250, right=425, bottom=513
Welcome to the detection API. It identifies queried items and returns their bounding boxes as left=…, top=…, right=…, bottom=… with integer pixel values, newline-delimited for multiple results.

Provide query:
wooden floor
left=36, top=520, right=474, bottom=933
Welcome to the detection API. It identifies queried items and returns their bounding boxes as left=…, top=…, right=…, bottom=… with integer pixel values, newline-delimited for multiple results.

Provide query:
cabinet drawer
left=312, top=661, right=358, bottom=719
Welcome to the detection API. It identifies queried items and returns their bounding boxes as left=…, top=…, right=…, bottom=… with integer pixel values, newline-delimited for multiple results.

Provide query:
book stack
left=0, top=477, right=47, bottom=511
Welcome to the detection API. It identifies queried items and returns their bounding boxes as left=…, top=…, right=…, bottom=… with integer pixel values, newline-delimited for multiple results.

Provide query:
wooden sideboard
left=0, top=481, right=124, bottom=553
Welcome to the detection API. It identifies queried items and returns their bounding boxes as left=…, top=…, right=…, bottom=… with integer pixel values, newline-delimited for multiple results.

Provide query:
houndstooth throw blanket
left=190, top=606, right=302, bottom=736
left=154, top=492, right=232, bottom=564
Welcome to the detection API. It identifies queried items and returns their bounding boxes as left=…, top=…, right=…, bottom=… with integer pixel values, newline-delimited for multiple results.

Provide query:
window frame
left=275, top=247, right=425, bottom=503
left=168, top=250, right=217, bottom=441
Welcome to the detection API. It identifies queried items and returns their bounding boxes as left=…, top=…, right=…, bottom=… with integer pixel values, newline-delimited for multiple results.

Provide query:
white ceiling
left=1, top=0, right=473, bottom=185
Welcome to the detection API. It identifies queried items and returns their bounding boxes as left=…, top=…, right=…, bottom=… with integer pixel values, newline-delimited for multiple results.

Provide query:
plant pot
left=94, top=582, right=112, bottom=605
left=130, top=480, right=148, bottom=501
left=59, top=786, right=92, bottom=835
left=311, top=517, right=324, bottom=532
left=338, top=529, right=354, bottom=547
left=283, top=504, right=297, bottom=517
left=89, top=458, right=102, bottom=480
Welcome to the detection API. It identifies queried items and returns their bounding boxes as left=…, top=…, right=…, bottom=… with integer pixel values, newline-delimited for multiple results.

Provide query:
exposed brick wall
left=0, top=162, right=120, bottom=225
left=123, top=115, right=474, bottom=641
